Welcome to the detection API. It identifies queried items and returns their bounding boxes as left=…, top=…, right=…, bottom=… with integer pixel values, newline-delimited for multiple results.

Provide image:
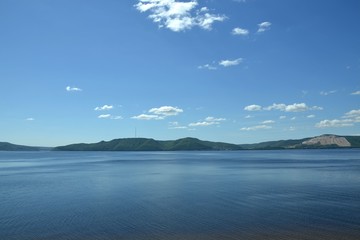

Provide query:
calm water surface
left=0, top=150, right=360, bottom=240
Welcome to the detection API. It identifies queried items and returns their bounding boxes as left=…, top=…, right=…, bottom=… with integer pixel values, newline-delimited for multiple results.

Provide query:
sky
left=1, top=0, right=360, bottom=147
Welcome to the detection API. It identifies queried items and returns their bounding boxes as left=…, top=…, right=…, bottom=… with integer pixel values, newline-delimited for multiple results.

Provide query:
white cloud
left=66, top=86, right=82, bottom=92
left=257, top=21, right=271, bottom=33
left=244, top=104, right=262, bottom=111
left=94, top=105, right=114, bottom=111
left=111, top=116, right=123, bottom=120
left=205, top=116, right=226, bottom=122
left=149, top=106, right=183, bottom=116
left=26, top=117, right=35, bottom=121
left=316, top=109, right=360, bottom=128
left=198, top=64, right=217, bottom=70
left=307, top=115, right=315, bottom=118
left=315, top=119, right=353, bottom=128
left=132, top=105, right=183, bottom=121
left=135, top=0, right=226, bottom=32
left=344, top=109, right=360, bottom=120
left=265, top=103, right=322, bottom=112
left=351, top=90, right=360, bottom=95
left=232, top=27, right=249, bottom=36
left=132, top=114, right=164, bottom=120
left=240, top=125, right=272, bottom=131
left=189, top=121, right=219, bottom=127
left=98, top=114, right=111, bottom=119
left=285, top=126, right=296, bottom=131
left=169, top=121, right=188, bottom=129
left=285, top=103, right=309, bottom=112
left=320, top=90, right=337, bottom=96
left=279, top=116, right=286, bottom=119
left=310, top=106, right=324, bottom=111
left=189, top=116, right=226, bottom=127
left=345, top=109, right=360, bottom=116
left=219, top=58, right=243, bottom=67
left=98, top=114, right=123, bottom=120
left=245, top=115, right=253, bottom=119
left=264, top=103, right=286, bottom=111
left=262, top=120, right=275, bottom=124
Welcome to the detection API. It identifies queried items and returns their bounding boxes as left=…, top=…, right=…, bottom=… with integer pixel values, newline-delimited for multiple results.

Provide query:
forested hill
left=54, top=135, right=360, bottom=151
left=3, top=135, right=360, bottom=151
left=0, top=142, right=41, bottom=151
left=54, top=137, right=243, bottom=151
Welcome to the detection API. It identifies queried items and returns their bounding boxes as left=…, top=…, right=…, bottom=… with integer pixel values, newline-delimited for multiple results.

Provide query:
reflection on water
left=0, top=150, right=360, bottom=240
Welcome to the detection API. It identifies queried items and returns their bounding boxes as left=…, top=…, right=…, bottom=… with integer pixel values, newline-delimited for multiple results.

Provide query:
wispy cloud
left=189, top=121, right=219, bottom=127
left=98, top=114, right=111, bottom=119
left=26, top=117, right=35, bottom=121
left=307, top=115, right=315, bottom=118
left=240, top=125, right=272, bottom=131
left=244, top=104, right=262, bottom=111
left=205, top=116, right=226, bottom=122
left=135, top=0, right=226, bottom=32
left=98, top=114, right=123, bottom=120
left=189, top=116, right=226, bottom=127
left=244, top=103, right=322, bottom=113
left=264, top=103, right=323, bottom=112
left=315, top=119, right=353, bottom=128
left=262, top=120, right=275, bottom=124
left=199, top=58, right=243, bottom=70
left=132, top=106, right=183, bottom=120
left=198, top=63, right=217, bottom=70
left=219, top=58, right=243, bottom=67
left=132, top=114, right=164, bottom=120
left=169, top=121, right=188, bottom=129
left=320, top=90, right=337, bottom=96
left=94, top=105, right=114, bottom=111
left=149, top=106, right=183, bottom=116
left=66, top=86, right=82, bottom=92
left=232, top=27, right=249, bottom=36
left=344, top=109, right=360, bottom=124
left=351, top=90, right=360, bottom=95
left=257, top=21, right=271, bottom=33
left=315, top=109, right=360, bottom=128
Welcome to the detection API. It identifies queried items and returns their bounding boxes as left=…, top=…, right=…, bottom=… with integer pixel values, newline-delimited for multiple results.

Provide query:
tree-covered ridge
left=2, top=135, right=360, bottom=151
left=0, top=142, right=41, bottom=151
left=54, top=137, right=243, bottom=151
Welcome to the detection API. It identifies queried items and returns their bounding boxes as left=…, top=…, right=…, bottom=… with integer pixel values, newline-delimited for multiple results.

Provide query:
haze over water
left=1, top=150, right=360, bottom=240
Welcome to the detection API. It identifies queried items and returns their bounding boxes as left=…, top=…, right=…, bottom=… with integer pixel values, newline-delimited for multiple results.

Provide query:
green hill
left=54, top=137, right=243, bottom=151
left=0, top=142, right=41, bottom=151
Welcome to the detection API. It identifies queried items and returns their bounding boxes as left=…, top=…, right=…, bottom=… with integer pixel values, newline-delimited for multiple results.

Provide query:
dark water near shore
left=1, top=150, right=360, bottom=240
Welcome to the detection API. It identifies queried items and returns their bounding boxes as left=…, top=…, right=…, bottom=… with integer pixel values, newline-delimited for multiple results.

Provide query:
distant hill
left=53, top=135, right=360, bottom=151
left=0, top=142, right=41, bottom=151
left=3, top=134, right=360, bottom=152
left=54, top=137, right=243, bottom=151
left=240, top=134, right=360, bottom=150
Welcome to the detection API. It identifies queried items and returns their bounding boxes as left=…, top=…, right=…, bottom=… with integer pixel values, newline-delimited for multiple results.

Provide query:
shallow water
left=0, top=150, right=360, bottom=239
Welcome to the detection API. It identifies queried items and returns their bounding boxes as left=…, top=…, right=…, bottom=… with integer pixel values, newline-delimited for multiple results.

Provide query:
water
left=0, top=150, right=360, bottom=240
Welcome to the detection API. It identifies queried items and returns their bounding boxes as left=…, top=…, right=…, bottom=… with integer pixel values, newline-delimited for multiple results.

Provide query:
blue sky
left=1, top=0, right=360, bottom=146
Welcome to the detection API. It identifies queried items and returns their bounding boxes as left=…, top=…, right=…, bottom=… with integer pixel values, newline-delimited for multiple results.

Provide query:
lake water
left=0, top=150, right=360, bottom=240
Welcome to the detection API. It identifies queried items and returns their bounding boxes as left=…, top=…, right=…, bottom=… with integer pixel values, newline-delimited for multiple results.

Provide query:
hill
left=240, top=134, right=360, bottom=150
left=0, top=142, right=41, bottom=151
left=54, top=137, right=243, bottom=151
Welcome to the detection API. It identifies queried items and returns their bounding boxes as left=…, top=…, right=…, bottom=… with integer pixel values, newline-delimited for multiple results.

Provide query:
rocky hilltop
left=239, top=134, right=360, bottom=150
left=302, top=135, right=351, bottom=147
